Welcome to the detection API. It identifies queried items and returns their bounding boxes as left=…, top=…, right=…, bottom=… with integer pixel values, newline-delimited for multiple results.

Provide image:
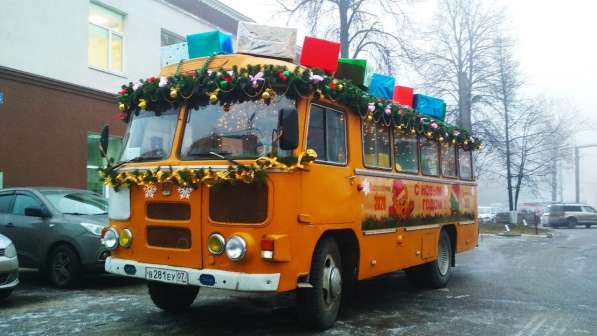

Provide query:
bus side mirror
left=278, top=108, right=298, bottom=150
left=99, top=125, right=110, bottom=158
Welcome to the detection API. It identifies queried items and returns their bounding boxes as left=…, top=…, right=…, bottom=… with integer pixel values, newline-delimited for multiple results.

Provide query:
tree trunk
left=338, top=0, right=349, bottom=58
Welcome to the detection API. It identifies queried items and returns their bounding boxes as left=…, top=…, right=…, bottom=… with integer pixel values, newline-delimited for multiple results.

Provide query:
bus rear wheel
left=297, top=237, right=343, bottom=330
left=405, top=229, right=453, bottom=289
left=148, top=281, right=199, bottom=312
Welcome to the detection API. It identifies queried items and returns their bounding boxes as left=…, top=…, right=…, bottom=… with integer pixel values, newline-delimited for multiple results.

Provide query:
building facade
left=0, top=0, right=252, bottom=191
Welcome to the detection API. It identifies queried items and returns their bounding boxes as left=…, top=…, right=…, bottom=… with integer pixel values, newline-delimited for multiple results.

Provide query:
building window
left=420, top=137, right=439, bottom=176
left=87, top=132, right=122, bottom=194
left=362, top=121, right=391, bottom=169
left=161, top=29, right=185, bottom=46
left=306, top=105, right=347, bottom=164
left=393, top=132, right=418, bottom=173
left=88, top=2, right=124, bottom=73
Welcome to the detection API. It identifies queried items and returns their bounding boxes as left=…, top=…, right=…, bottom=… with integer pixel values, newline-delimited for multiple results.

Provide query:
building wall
left=0, top=67, right=126, bottom=189
left=0, top=0, right=215, bottom=94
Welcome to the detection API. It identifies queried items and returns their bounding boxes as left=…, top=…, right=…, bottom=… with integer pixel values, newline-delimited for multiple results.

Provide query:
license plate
left=145, top=267, right=188, bottom=285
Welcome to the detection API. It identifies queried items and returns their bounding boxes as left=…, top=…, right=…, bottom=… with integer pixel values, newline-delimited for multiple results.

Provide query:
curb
left=480, top=233, right=553, bottom=238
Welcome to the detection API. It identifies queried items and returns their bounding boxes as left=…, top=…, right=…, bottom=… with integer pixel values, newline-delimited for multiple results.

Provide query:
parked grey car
left=0, top=187, right=109, bottom=288
left=0, top=233, right=19, bottom=299
left=544, top=203, right=597, bottom=229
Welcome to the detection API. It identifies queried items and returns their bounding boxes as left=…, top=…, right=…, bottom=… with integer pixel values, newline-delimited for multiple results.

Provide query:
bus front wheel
left=297, top=237, right=343, bottom=330
left=148, top=281, right=199, bottom=312
left=405, top=229, right=453, bottom=289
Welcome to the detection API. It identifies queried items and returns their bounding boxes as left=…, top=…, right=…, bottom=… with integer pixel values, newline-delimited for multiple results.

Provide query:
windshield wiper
left=186, top=151, right=244, bottom=167
left=107, top=155, right=164, bottom=172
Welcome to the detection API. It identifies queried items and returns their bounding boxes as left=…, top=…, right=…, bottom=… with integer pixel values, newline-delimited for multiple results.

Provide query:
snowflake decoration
left=177, top=186, right=193, bottom=200
left=143, top=184, right=157, bottom=199
left=361, top=179, right=371, bottom=196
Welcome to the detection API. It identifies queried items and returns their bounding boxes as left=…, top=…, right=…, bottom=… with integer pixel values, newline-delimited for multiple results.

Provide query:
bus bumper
left=105, top=257, right=280, bottom=292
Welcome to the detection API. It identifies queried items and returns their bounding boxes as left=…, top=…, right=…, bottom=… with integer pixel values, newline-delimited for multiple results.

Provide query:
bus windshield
left=180, top=97, right=294, bottom=160
left=120, top=108, right=178, bottom=161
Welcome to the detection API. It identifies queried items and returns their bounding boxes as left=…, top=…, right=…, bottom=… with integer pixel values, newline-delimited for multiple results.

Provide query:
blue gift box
left=187, top=31, right=233, bottom=58
left=160, top=42, right=189, bottom=67
left=368, top=73, right=395, bottom=100
left=414, top=94, right=446, bottom=121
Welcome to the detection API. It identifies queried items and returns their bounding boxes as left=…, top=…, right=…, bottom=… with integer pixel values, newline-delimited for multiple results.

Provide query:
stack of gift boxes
left=159, top=22, right=446, bottom=121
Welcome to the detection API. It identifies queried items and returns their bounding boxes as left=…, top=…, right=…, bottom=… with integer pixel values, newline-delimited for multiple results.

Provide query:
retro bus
left=99, top=54, right=479, bottom=330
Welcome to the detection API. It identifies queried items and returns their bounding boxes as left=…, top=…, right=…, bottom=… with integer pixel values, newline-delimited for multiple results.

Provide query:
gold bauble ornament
left=118, top=103, right=126, bottom=112
left=209, top=94, right=218, bottom=104
left=169, top=87, right=178, bottom=99
left=410, top=128, right=416, bottom=134
left=366, top=113, right=373, bottom=122
left=138, top=99, right=147, bottom=110
left=261, top=91, right=271, bottom=100
left=337, top=83, right=344, bottom=92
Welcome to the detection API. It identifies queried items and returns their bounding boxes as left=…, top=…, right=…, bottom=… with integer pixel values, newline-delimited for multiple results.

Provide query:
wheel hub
left=329, top=267, right=342, bottom=298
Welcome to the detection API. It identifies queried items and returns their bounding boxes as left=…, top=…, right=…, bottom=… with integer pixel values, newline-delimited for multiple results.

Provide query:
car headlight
left=207, top=233, right=225, bottom=255
left=108, top=186, right=130, bottom=220
left=102, top=228, right=119, bottom=250
left=119, top=228, right=133, bottom=248
left=80, top=222, right=105, bottom=236
left=5, top=243, right=17, bottom=258
left=225, top=235, right=247, bottom=261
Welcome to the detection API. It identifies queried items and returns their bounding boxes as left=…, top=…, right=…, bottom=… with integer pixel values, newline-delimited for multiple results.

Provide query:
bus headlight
left=102, top=228, right=119, bottom=250
left=119, top=228, right=133, bottom=248
left=225, top=235, right=247, bottom=261
left=207, top=233, right=225, bottom=255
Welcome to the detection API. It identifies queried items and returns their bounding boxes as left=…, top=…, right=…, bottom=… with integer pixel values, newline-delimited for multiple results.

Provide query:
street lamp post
left=574, top=144, right=597, bottom=203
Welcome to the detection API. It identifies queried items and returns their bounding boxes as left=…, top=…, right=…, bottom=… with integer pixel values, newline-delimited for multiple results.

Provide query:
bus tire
left=148, top=282, right=199, bottom=312
left=405, top=229, right=453, bottom=289
left=297, top=237, right=343, bottom=330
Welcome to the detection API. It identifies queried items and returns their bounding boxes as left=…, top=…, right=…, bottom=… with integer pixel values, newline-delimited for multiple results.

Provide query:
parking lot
left=1, top=229, right=597, bottom=336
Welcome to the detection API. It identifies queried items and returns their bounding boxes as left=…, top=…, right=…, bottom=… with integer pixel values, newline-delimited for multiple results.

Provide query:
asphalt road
left=1, top=228, right=596, bottom=336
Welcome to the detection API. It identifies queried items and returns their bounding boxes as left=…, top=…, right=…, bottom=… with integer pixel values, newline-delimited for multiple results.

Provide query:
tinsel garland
left=116, top=56, right=481, bottom=151
left=100, top=149, right=317, bottom=191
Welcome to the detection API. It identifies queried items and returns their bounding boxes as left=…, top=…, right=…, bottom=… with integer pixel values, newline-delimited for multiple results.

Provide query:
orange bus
left=99, top=54, right=479, bottom=329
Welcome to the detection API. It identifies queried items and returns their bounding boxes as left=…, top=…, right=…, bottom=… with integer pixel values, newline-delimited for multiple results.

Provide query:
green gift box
left=335, top=58, right=368, bottom=86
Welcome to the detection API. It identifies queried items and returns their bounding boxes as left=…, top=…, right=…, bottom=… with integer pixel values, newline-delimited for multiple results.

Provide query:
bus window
left=393, top=132, right=418, bottom=173
left=458, top=149, right=473, bottom=180
left=306, top=104, right=347, bottom=164
left=362, top=121, right=391, bottom=169
left=441, top=143, right=457, bottom=177
left=420, top=137, right=439, bottom=176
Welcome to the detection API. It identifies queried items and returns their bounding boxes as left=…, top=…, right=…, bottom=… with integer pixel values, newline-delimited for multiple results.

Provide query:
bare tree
left=411, top=0, right=505, bottom=131
left=277, top=0, right=412, bottom=74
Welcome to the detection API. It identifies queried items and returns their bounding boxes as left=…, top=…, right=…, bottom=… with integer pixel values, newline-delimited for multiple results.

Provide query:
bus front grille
left=146, top=202, right=191, bottom=221
left=146, top=226, right=192, bottom=249
left=209, top=183, right=268, bottom=223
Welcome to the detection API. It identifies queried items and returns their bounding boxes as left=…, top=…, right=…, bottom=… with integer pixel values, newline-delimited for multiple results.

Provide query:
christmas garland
left=116, top=56, right=481, bottom=151
left=100, top=149, right=317, bottom=191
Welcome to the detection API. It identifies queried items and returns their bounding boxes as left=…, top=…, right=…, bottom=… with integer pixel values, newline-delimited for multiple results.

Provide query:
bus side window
left=441, top=143, right=457, bottom=177
left=362, top=121, right=391, bottom=169
left=306, top=104, right=347, bottom=164
left=420, top=137, right=439, bottom=176
left=458, top=149, right=473, bottom=180
left=393, top=131, right=418, bottom=173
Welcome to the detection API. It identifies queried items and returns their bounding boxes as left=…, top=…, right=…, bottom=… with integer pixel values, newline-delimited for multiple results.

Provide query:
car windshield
left=120, top=109, right=179, bottom=161
left=180, top=97, right=294, bottom=160
left=42, top=191, right=108, bottom=215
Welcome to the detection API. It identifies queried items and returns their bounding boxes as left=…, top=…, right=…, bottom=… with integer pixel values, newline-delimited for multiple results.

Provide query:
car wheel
left=297, top=237, right=343, bottom=331
left=148, top=282, right=199, bottom=312
left=48, top=245, right=82, bottom=288
left=567, top=218, right=577, bottom=229
left=406, top=229, right=453, bottom=289
left=0, top=288, right=13, bottom=300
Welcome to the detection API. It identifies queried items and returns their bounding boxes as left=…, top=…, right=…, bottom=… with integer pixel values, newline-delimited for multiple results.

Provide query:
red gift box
left=299, top=36, right=341, bottom=74
left=393, top=85, right=414, bottom=107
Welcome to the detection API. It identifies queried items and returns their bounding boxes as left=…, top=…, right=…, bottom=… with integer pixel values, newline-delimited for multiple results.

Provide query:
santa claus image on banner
left=389, top=180, right=415, bottom=218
